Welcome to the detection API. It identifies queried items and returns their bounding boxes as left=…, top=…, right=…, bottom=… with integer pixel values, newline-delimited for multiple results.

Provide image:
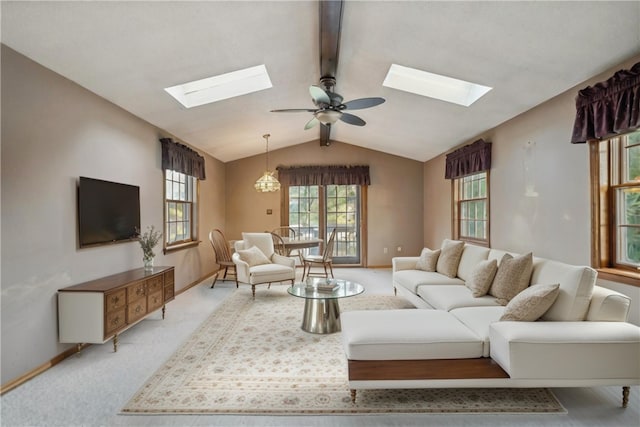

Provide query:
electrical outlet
left=383, top=247, right=388, bottom=254
left=266, top=209, right=272, bottom=215
left=397, top=246, right=402, bottom=252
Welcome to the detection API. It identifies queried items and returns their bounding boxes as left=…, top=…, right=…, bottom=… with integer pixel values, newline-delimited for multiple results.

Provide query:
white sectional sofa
left=341, top=240, right=640, bottom=407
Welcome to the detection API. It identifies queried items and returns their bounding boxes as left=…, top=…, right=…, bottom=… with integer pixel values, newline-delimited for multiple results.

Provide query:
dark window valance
left=571, top=62, right=640, bottom=144
left=445, top=139, right=492, bottom=180
left=160, top=138, right=206, bottom=180
left=276, top=165, right=370, bottom=186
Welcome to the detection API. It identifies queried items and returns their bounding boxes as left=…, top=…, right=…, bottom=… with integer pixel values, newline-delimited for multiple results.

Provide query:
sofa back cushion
left=457, top=244, right=490, bottom=281
left=532, top=258, right=597, bottom=321
left=436, top=239, right=465, bottom=278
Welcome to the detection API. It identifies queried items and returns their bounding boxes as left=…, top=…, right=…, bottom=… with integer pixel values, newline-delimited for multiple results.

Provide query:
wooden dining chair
left=270, top=232, right=287, bottom=256
left=272, top=226, right=304, bottom=264
left=208, top=229, right=237, bottom=288
left=302, top=228, right=337, bottom=281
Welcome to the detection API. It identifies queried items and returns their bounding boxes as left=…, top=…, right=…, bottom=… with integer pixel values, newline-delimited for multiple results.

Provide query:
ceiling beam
left=318, top=0, right=344, bottom=146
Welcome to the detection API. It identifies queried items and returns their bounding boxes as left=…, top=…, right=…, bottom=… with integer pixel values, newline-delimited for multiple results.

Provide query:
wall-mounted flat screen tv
left=78, top=177, right=141, bottom=248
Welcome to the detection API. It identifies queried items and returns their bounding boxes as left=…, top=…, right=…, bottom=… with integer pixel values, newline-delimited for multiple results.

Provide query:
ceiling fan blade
left=304, top=117, right=320, bottom=130
left=342, top=97, right=386, bottom=110
left=270, top=108, right=317, bottom=113
left=339, top=112, right=366, bottom=126
left=328, top=91, right=344, bottom=106
left=309, top=85, right=331, bottom=105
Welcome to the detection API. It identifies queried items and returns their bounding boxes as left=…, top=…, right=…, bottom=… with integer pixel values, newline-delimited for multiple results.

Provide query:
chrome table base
left=301, top=298, right=341, bottom=334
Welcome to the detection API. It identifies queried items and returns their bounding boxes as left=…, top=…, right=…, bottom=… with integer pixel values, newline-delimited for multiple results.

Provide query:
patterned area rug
left=122, top=286, right=565, bottom=414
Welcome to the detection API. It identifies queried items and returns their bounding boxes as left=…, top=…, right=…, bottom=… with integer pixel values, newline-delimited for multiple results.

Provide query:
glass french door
left=285, top=184, right=363, bottom=265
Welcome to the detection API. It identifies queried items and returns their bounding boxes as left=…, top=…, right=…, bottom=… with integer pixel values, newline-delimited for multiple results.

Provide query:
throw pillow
left=436, top=240, right=465, bottom=278
left=489, top=252, right=534, bottom=305
left=500, top=283, right=561, bottom=321
left=465, top=259, right=498, bottom=297
left=237, top=245, right=271, bottom=267
left=416, top=248, right=441, bottom=272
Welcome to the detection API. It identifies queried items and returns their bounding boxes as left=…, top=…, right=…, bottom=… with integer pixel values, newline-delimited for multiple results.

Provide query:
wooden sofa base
left=347, top=358, right=631, bottom=408
left=348, top=358, right=509, bottom=382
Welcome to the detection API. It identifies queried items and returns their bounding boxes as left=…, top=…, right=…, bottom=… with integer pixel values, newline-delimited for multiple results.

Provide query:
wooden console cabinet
left=58, top=266, right=175, bottom=352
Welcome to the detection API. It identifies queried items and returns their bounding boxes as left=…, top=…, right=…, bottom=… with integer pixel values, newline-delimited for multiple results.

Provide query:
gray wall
left=423, top=55, right=640, bottom=325
left=1, top=46, right=226, bottom=385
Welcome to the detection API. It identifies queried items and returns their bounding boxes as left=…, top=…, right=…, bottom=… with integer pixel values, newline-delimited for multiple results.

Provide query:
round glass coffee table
left=287, top=278, right=364, bottom=334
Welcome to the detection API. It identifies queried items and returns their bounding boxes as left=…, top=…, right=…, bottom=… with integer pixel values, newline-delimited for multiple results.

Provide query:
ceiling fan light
left=314, top=109, right=342, bottom=125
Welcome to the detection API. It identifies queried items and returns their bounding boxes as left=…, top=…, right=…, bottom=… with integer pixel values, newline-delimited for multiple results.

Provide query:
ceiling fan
left=270, top=77, right=385, bottom=130
left=270, top=0, right=384, bottom=145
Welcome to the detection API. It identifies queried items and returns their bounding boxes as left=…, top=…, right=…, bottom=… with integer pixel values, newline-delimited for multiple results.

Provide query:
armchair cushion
left=242, top=232, right=275, bottom=259
left=237, top=245, right=271, bottom=267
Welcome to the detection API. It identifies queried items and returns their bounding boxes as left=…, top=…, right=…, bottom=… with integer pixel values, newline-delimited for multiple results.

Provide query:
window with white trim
left=592, top=129, right=640, bottom=274
left=164, top=170, right=198, bottom=248
left=452, top=171, right=490, bottom=245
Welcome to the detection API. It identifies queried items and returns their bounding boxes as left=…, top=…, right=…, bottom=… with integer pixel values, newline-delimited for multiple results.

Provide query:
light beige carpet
left=122, top=286, right=565, bottom=414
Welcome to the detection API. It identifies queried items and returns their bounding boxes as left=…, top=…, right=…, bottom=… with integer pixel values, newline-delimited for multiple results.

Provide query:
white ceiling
left=2, top=1, right=639, bottom=162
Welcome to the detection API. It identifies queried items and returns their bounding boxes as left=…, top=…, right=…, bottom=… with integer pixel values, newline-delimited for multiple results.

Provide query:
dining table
left=280, top=236, right=323, bottom=257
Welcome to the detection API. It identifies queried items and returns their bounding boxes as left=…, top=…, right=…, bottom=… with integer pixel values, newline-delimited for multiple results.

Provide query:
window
left=591, top=129, right=640, bottom=281
left=164, top=170, right=198, bottom=250
left=452, top=171, right=490, bottom=245
left=285, top=184, right=365, bottom=265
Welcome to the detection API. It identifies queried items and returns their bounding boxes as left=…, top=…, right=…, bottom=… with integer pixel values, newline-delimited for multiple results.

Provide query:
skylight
left=382, top=64, right=492, bottom=107
left=164, top=64, right=272, bottom=108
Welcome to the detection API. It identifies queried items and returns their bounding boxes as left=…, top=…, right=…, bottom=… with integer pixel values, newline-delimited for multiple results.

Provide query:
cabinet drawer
left=164, top=285, right=174, bottom=302
left=127, top=299, right=147, bottom=323
left=105, top=289, right=126, bottom=312
left=147, top=290, right=164, bottom=312
left=127, top=281, right=146, bottom=302
left=105, top=308, right=126, bottom=336
left=164, top=270, right=174, bottom=286
left=146, top=276, right=163, bottom=293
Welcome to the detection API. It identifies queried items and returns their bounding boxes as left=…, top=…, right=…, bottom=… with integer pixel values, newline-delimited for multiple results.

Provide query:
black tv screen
left=78, top=177, right=141, bottom=248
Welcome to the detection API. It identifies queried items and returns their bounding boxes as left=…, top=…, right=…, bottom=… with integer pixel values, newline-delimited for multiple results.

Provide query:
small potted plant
left=138, top=225, right=162, bottom=271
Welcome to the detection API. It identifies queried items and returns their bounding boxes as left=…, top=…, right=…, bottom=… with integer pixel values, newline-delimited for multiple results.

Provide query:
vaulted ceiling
left=2, top=1, right=639, bottom=162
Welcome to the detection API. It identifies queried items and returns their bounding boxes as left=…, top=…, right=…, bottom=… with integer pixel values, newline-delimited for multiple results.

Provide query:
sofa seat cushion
left=490, top=321, right=640, bottom=380
left=341, top=309, right=484, bottom=360
left=450, top=306, right=505, bottom=357
left=394, top=270, right=464, bottom=294
left=248, top=263, right=294, bottom=283
left=417, top=285, right=501, bottom=311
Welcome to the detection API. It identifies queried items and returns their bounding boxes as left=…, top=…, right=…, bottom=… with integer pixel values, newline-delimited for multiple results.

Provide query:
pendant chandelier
left=254, top=133, right=281, bottom=192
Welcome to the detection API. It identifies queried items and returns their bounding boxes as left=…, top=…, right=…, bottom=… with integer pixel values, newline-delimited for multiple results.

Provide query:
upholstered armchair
left=232, top=232, right=296, bottom=298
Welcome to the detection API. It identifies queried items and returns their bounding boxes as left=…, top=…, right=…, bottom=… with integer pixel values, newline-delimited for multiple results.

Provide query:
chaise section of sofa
left=342, top=240, right=640, bottom=407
